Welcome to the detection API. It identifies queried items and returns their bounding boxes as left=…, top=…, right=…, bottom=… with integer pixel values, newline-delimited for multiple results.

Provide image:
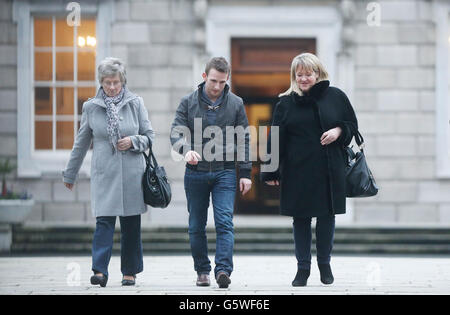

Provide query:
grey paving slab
left=0, top=255, right=449, bottom=295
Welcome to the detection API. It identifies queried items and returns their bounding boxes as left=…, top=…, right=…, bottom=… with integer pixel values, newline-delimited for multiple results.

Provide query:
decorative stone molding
left=432, top=0, right=450, bottom=178
left=192, top=0, right=209, bottom=89
left=340, top=0, right=356, bottom=51
left=193, top=0, right=207, bottom=49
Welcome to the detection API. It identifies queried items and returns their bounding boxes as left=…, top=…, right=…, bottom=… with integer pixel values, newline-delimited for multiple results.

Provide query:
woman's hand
left=117, top=137, right=133, bottom=151
left=320, top=127, right=342, bottom=146
left=64, top=182, right=74, bottom=191
left=265, top=180, right=280, bottom=186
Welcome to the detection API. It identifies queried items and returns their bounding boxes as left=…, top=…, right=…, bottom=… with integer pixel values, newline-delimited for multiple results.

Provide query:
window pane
left=35, top=121, right=52, bottom=149
left=35, top=52, right=52, bottom=81
left=77, top=87, right=96, bottom=113
left=35, top=87, right=52, bottom=115
left=34, top=18, right=52, bottom=47
left=77, top=18, right=96, bottom=81
left=56, top=52, right=74, bottom=80
left=56, top=88, right=74, bottom=115
left=55, top=18, right=73, bottom=47
left=78, top=51, right=96, bottom=80
left=77, top=19, right=96, bottom=47
left=56, top=121, right=74, bottom=149
left=33, top=17, right=97, bottom=152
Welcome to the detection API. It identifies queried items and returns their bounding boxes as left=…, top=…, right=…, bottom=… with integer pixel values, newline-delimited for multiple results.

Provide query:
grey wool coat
left=63, top=87, right=155, bottom=217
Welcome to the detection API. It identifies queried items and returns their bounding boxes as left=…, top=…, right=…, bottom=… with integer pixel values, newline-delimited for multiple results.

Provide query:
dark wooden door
left=232, top=38, right=316, bottom=215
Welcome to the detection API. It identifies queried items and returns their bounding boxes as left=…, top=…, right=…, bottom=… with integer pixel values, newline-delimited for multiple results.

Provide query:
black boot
left=90, top=274, right=108, bottom=287
left=292, top=269, right=310, bottom=287
left=318, top=263, right=334, bottom=285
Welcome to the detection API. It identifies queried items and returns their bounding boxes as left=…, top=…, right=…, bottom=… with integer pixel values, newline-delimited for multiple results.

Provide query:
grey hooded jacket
left=62, top=87, right=155, bottom=217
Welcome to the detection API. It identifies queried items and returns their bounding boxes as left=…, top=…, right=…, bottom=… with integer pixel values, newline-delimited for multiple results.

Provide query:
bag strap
left=344, top=130, right=365, bottom=156
left=354, top=130, right=365, bottom=151
left=142, top=134, right=158, bottom=169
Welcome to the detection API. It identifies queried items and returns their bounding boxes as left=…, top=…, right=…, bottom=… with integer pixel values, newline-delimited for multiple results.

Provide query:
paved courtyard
left=0, top=254, right=449, bottom=295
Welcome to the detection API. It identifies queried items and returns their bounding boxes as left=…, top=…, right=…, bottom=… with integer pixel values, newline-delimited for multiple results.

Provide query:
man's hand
left=64, top=182, right=74, bottom=191
left=240, top=178, right=252, bottom=195
left=118, top=137, right=133, bottom=151
left=320, top=127, right=342, bottom=146
left=184, top=150, right=202, bottom=165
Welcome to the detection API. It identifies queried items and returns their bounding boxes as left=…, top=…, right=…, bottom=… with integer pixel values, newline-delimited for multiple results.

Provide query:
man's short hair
left=205, top=57, right=230, bottom=75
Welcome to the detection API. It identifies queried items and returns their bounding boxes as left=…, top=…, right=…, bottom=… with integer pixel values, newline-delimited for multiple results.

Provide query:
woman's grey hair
left=98, top=57, right=127, bottom=85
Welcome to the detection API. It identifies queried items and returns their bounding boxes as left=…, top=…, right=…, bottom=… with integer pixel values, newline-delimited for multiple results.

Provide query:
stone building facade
left=0, top=0, right=449, bottom=227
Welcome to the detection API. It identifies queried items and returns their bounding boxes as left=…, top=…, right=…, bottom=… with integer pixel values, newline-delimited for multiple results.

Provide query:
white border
left=433, top=0, right=450, bottom=178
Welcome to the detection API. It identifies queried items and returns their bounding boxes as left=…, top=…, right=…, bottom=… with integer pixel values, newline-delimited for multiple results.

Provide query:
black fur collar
left=292, top=80, right=330, bottom=104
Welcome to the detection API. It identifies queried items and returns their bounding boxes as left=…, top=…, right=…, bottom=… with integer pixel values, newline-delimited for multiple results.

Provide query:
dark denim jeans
left=92, top=215, right=143, bottom=277
left=293, top=214, right=335, bottom=270
left=184, top=168, right=237, bottom=277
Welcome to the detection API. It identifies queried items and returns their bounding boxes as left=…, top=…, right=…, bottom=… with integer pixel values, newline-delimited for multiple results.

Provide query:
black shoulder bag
left=142, top=136, right=172, bottom=208
left=345, top=130, right=378, bottom=198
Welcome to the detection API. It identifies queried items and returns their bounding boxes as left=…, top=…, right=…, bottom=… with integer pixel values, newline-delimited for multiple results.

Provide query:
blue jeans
left=293, top=214, right=335, bottom=270
left=92, top=215, right=143, bottom=277
left=184, top=168, right=237, bottom=277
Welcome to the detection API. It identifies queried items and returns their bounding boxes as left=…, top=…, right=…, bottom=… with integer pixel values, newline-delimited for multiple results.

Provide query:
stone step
left=10, top=226, right=450, bottom=255
left=11, top=242, right=450, bottom=255
left=13, top=232, right=450, bottom=244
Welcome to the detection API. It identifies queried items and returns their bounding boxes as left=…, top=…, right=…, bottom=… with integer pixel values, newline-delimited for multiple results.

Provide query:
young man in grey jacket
left=170, top=57, right=252, bottom=288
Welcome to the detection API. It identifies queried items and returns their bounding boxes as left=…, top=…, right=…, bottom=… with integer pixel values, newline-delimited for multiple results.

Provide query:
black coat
left=260, top=80, right=358, bottom=218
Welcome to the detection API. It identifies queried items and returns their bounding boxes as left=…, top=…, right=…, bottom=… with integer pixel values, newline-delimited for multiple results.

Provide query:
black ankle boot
left=90, top=274, right=108, bottom=287
left=318, top=264, right=334, bottom=285
left=292, top=269, right=310, bottom=287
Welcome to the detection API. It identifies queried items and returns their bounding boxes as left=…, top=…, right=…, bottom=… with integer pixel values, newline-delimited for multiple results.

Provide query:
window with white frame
left=13, top=0, right=112, bottom=177
left=33, top=16, right=97, bottom=151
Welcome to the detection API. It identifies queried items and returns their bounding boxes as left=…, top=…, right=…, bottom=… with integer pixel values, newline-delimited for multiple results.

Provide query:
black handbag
left=345, top=130, right=378, bottom=197
left=142, top=137, right=171, bottom=208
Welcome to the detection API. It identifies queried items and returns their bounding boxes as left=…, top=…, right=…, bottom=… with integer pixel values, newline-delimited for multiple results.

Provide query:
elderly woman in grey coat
left=63, top=57, right=154, bottom=287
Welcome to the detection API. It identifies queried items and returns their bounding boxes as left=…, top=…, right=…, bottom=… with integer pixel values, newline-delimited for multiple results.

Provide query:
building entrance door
left=231, top=38, right=316, bottom=214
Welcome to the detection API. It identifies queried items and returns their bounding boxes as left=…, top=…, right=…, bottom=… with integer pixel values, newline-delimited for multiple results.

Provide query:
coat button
left=119, top=116, right=123, bottom=121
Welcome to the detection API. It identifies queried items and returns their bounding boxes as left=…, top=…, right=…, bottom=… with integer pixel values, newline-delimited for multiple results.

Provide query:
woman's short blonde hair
left=279, top=53, right=329, bottom=97
left=98, top=57, right=127, bottom=85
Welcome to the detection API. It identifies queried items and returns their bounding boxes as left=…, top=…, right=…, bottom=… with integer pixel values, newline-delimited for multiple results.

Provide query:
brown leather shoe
left=196, top=274, right=210, bottom=286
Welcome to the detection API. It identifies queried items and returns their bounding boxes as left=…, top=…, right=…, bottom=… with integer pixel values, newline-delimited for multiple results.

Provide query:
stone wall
left=1, top=0, right=449, bottom=226
left=351, top=0, right=450, bottom=224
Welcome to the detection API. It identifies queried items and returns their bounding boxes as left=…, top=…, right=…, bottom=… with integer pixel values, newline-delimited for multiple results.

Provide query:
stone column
left=192, top=0, right=209, bottom=80
left=337, top=0, right=357, bottom=224
left=0, top=224, right=12, bottom=253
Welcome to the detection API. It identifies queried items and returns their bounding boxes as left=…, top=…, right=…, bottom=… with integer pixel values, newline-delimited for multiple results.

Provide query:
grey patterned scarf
left=101, top=87, right=125, bottom=154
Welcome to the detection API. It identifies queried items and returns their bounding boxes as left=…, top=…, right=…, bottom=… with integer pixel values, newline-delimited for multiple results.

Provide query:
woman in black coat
left=261, top=53, right=358, bottom=287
